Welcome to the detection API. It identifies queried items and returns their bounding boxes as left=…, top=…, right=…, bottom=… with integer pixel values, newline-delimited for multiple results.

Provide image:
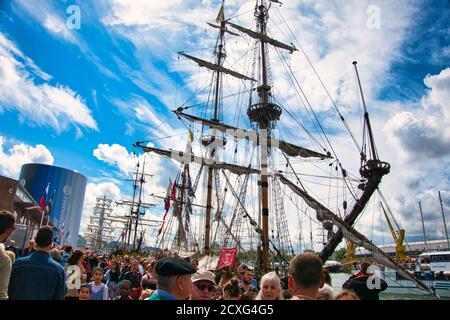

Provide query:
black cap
left=155, top=257, right=197, bottom=276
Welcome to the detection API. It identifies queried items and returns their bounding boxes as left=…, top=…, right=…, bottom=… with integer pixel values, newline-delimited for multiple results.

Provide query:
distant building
left=0, top=174, right=53, bottom=248
left=19, top=164, right=87, bottom=248
left=355, top=239, right=450, bottom=258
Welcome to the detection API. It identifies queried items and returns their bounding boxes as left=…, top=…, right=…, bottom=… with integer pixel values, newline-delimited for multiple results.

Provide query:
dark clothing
left=342, top=274, right=388, bottom=300
left=21, top=247, right=35, bottom=257
left=119, top=266, right=130, bottom=281
left=121, top=271, right=141, bottom=289
left=108, top=270, right=121, bottom=284
left=8, top=251, right=66, bottom=300
left=6, top=246, right=21, bottom=259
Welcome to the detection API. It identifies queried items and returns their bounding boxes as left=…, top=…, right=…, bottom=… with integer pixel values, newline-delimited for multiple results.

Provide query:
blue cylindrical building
left=19, top=164, right=87, bottom=248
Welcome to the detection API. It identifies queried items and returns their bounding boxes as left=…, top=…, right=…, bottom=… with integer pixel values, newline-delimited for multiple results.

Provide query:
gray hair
left=255, top=271, right=283, bottom=300
left=157, top=275, right=177, bottom=290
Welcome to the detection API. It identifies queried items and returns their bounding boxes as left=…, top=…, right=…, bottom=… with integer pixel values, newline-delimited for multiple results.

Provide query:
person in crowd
left=89, top=267, right=108, bottom=300
left=115, top=280, right=133, bottom=300
left=288, top=252, right=324, bottom=300
left=342, top=261, right=387, bottom=300
left=105, top=260, right=121, bottom=299
left=223, top=277, right=241, bottom=300
left=146, top=257, right=196, bottom=300
left=334, top=289, right=360, bottom=300
left=191, top=259, right=199, bottom=269
left=239, top=266, right=258, bottom=295
left=217, top=266, right=234, bottom=287
left=65, top=250, right=86, bottom=300
left=214, top=286, right=224, bottom=300
left=8, top=226, right=65, bottom=300
left=119, top=256, right=131, bottom=280
left=255, top=271, right=283, bottom=300
left=318, top=269, right=335, bottom=300
left=0, top=211, right=15, bottom=300
left=140, top=260, right=157, bottom=290
left=50, top=248, right=62, bottom=264
left=139, top=288, right=155, bottom=300
left=121, top=259, right=142, bottom=300
left=78, top=285, right=91, bottom=300
left=97, top=256, right=107, bottom=272
left=282, top=289, right=293, bottom=300
left=6, top=240, right=20, bottom=259
left=189, top=270, right=216, bottom=300
left=21, top=239, right=35, bottom=257
left=240, top=291, right=256, bottom=300
left=61, top=245, right=73, bottom=267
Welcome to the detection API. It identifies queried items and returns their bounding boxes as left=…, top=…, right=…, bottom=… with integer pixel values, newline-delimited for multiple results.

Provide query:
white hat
left=191, top=270, right=216, bottom=284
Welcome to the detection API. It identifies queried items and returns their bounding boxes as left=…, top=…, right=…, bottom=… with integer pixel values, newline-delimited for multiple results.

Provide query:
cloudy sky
left=0, top=0, right=449, bottom=251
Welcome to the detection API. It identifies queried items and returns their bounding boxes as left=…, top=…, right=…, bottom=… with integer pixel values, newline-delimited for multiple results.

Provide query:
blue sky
left=1, top=0, right=449, bottom=249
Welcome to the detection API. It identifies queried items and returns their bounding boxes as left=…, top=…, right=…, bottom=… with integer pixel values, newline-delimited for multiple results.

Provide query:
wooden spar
left=204, top=167, right=214, bottom=255
left=257, top=3, right=271, bottom=273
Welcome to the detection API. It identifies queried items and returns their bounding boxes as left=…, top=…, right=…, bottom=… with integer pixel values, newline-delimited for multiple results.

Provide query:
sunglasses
left=195, top=283, right=215, bottom=292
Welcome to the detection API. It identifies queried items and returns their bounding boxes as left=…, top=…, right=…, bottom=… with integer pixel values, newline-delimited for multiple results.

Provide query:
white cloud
left=385, top=67, right=450, bottom=160
left=93, top=144, right=138, bottom=176
left=0, top=32, right=98, bottom=133
left=0, top=136, right=54, bottom=178
left=43, top=14, right=78, bottom=44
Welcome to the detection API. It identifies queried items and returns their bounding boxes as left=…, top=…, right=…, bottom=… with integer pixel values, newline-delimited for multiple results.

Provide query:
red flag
left=164, top=179, right=172, bottom=211
left=170, top=180, right=177, bottom=201
left=39, top=196, right=46, bottom=215
left=216, top=247, right=237, bottom=270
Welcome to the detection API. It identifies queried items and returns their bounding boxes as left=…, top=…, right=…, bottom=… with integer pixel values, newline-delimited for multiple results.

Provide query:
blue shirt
left=8, top=251, right=66, bottom=300
left=146, top=289, right=178, bottom=300
left=60, top=253, right=69, bottom=267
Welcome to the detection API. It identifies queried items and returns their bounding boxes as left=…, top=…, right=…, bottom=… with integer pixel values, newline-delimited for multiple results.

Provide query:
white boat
left=382, top=251, right=450, bottom=298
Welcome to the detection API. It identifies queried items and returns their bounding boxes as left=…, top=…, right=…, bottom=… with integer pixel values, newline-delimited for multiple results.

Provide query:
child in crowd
left=78, top=285, right=91, bottom=300
left=89, top=267, right=109, bottom=300
left=115, top=280, right=133, bottom=300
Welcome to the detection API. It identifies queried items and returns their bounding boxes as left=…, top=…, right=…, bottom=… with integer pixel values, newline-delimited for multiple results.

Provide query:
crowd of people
left=0, top=211, right=387, bottom=301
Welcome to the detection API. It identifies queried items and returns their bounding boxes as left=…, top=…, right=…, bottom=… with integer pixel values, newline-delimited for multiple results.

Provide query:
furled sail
left=227, top=22, right=297, bottom=53
left=175, top=111, right=332, bottom=159
left=276, top=173, right=436, bottom=297
left=206, top=22, right=240, bottom=37
left=179, top=53, right=256, bottom=81
left=133, top=143, right=260, bottom=175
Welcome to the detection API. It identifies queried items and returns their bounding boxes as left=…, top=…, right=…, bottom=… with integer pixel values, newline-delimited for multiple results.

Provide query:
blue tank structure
left=19, top=163, right=87, bottom=248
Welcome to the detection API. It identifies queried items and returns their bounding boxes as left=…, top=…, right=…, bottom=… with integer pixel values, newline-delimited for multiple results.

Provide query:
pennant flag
left=216, top=4, right=225, bottom=24
left=170, top=179, right=177, bottom=201
left=164, top=178, right=172, bottom=211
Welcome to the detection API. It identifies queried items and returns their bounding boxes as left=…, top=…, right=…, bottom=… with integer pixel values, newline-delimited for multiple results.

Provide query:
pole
left=418, top=201, right=428, bottom=250
left=438, top=191, right=450, bottom=249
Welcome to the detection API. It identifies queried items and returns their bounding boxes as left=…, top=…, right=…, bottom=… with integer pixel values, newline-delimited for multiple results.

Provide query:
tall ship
left=132, top=0, right=437, bottom=297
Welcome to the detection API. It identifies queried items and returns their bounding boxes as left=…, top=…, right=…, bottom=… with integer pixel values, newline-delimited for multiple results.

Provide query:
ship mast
left=247, top=0, right=283, bottom=272
left=202, top=1, right=227, bottom=255
left=319, top=62, right=390, bottom=262
left=438, top=191, right=450, bottom=249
